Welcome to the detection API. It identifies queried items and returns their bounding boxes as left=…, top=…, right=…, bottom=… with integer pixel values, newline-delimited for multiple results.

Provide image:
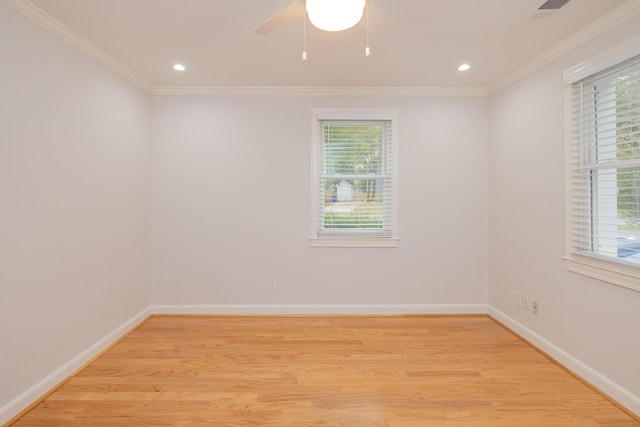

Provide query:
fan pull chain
left=302, top=10, right=308, bottom=61
left=365, top=0, right=371, bottom=57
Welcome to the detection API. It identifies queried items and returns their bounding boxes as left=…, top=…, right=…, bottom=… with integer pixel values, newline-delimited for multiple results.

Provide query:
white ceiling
left=19, top=0, right=636, bottom=89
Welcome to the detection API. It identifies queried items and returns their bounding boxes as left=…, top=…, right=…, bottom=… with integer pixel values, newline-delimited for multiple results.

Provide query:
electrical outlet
left=268, top=276, right=277, bottom=290
left=514, top=290, right=522, bottom=307
left=522, top=294, right=530, bottom=311
left=532, top=300, right=539, bottom=316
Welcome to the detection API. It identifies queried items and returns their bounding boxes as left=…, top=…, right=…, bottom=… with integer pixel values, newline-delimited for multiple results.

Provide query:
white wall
left=0, top=4, right=151, bottom=413
left=488, top=14, right=640, bottom=404
left=151, top=95, right=489, bottom=310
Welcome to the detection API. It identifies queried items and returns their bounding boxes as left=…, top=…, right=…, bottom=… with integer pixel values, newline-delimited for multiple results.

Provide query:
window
left=310, top=109, right=398, bottom=247
left=565, top=40, right=640, bottom=292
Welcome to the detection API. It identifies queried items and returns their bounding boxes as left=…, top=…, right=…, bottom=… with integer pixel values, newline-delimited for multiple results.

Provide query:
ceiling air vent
left=522, top=0, right=572, bottom=20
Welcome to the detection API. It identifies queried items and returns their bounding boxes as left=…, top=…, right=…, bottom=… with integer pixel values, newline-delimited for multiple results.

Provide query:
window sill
left=309, top=237, right=399, bottom=248
left=563, top=256, right=640, bottom=293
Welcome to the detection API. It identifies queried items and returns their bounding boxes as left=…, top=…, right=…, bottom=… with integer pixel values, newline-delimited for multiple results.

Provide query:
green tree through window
left=616, top=70, right=640, bottom=228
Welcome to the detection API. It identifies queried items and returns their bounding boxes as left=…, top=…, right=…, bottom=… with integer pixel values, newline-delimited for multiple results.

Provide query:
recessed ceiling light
left=173, top=64, right=186, bottom=71
left=458, top=64, right=471, bottom=72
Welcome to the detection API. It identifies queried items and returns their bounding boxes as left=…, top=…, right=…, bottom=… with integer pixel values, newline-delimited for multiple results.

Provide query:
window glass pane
left=616, top=166, right=640, bottom=262
left=615, top=69, right=640, bottom=161
left=589, top=166, right=640, bottom=263
left=322, top=122, right=384, bottom=175
left=322, top=179, right=384, bottom=231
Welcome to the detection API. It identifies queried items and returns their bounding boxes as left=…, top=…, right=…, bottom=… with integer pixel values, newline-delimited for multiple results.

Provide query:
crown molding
left=488, top=0, right=640, bottom=95
left=153, top=86, right=488, bottom=97
left=6, top=0, right=638, bottom=98
left=1, top=0, right=155, bottom=94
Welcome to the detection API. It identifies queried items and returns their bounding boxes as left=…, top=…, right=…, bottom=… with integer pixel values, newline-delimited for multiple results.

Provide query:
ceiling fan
left=252, top=0, right=383, bottom=35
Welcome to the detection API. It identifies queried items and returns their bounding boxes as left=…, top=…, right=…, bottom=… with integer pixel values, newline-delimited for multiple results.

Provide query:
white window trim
left=309, top=108, right=399, bottom=248
left=563, top=256, right=640, bottom=293
left=563, top=34, right=640, bottom=293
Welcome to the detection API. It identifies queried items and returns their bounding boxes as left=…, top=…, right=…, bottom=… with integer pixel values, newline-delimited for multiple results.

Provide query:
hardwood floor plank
left=8, top=315, right=639, bottom=426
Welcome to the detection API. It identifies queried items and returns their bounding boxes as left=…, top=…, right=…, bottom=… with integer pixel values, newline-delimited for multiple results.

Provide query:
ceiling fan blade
left=252, top=0, right=306, bottom=35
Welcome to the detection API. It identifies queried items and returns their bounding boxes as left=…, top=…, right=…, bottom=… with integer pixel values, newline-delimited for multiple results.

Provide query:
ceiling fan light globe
left=305, top=0, right=366, bottom=32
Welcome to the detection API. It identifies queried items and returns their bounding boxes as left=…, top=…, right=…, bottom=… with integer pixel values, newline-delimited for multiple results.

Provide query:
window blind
left=570, top=54, right=640, bottom=263
left=317, top=120, right=393, bottom=236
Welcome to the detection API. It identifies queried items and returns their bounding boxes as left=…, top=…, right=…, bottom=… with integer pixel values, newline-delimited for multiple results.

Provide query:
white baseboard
left=0, top=307, right=152, bottom=425
left=151, top=303, right=489, bottom=315
left=488, top=305, right=640, bottom=417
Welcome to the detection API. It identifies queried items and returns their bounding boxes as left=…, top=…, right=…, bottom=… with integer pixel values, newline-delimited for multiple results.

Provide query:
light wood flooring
left=9, top=315, right=640, bottom=426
